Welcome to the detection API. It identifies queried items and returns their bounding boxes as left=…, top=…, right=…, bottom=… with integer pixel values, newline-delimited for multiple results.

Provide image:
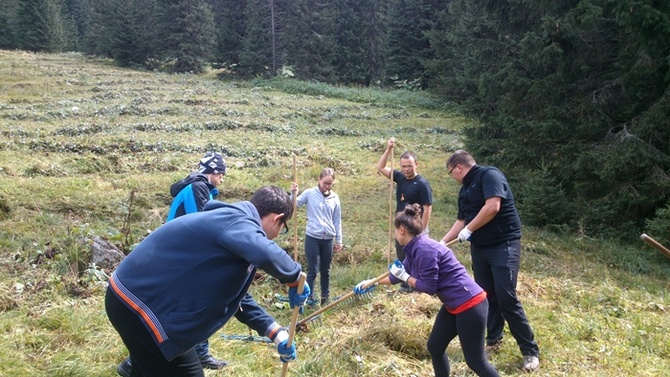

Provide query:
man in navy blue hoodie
left=117, top=152, right=229, bottom=375
left=106, top=185, right=310, bottom=377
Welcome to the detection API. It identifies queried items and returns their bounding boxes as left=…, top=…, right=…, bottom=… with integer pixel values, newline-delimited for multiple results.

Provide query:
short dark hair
left=400, top=151, right=417, bottom=162
left=446, top=150, right=476, bottom=169
left=249, top=185, right=293, bottom=220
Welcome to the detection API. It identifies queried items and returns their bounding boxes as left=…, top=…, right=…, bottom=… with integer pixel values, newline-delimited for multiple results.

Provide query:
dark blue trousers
left=471, top=239, right=539, bottom=357
left=105, top=288, right=204, bottom=377
left=305, top=235, right=334, bottom=300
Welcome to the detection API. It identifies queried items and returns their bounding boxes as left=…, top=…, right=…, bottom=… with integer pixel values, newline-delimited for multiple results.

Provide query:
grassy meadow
left=0, top=50, right=669, bottom=376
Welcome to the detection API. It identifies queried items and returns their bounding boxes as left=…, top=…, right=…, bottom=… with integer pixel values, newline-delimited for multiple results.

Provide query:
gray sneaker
left=522, top=355, right=540, bottom=372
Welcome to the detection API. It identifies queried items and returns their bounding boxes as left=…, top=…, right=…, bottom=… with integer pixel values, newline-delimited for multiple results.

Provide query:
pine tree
left=427, top=0, right=670, bottom=238
left=17, top=0, right=74, bottom=52
left=0, top=0, right=19, bottom=49
left=385, top=0, right=445, bottom=88
left=208, top=0, right=246, bottom=68
left=160, top=0, right=216, bottom=73
left=279, top=0, right=338, bottom=82
left=239, top=0, right=274, bottom=77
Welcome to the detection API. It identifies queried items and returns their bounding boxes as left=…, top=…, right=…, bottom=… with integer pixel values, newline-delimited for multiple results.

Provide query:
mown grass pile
left=0, top=50, right=668, bottom=376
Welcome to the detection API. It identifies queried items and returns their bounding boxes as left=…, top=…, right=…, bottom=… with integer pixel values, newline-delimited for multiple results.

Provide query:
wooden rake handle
left=640, top=233, right=670, bottom=260
left=296, top=239, right=459, bottom=327
left=297, top=270, right=390, bottom=328
left=292, top=155, right=299, bottom=261
left=280, top=272, right=306, bottom=377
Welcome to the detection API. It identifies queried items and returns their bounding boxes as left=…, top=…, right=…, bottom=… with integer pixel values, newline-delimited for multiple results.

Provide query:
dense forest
left=1, top=0, right=669, bottom=241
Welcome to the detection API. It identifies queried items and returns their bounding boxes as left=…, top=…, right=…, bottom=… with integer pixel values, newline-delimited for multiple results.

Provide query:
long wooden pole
left=280, top=272, right=306, bottom=377
left=641, top=233, right=670, bottom=260
left=292, top=155, right=298, bottom=261
left=388, top=146, right=394, bottom=265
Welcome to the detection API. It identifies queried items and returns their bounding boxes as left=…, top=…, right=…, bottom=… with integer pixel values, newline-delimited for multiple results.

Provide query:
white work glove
left=458, top=227, right=472, bottom=242
left=389, top=260, right=411, bottom=283
left=439, top=240, right=447, bottom=247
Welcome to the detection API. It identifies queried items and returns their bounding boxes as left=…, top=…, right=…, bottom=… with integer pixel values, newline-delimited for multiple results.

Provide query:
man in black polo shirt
left=440, top=150, right=540, bottom=372
left=377, top=138, right=433, bottom=292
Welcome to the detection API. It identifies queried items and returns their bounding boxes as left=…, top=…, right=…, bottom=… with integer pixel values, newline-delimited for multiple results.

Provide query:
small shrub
left=645, top=201, right=670, bottom=245
left=0, top=195, right=11, bottom=220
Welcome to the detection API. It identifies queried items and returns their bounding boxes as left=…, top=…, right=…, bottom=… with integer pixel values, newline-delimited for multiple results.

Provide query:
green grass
left=0, top=50, right=669, bottom=376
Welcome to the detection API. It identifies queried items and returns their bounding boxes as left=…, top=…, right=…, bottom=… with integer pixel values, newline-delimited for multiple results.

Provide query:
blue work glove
left=389, top=260, right=411, bottom=283
left=458, top=226, right=472, bottom=242
left=273, top=330, right=297, bottom=363
left=353, top=278, right=377, bottom=295
left=288, top=281, right=310, bottom=314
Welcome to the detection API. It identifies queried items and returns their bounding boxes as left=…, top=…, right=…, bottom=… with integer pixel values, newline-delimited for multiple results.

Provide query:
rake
left=388, top=144, right=394, bottom=265
left=220, top=333, right=273, bottom=343
left=280, top=272, right=306, bottom=377
left=296, top=238, right=459, bottom=331
left=292, top=155, right=299, bottom=261
left=296, top=270, right=390, bottom=331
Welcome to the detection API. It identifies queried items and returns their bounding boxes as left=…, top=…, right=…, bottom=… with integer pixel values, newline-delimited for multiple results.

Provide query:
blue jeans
left=304, top=235, right=333, bottom=300
left=471, top=239, right=539, bottom=357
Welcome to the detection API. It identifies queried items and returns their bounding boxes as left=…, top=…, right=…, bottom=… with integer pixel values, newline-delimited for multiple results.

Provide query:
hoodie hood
left=170, top=173, right=211, bottom=197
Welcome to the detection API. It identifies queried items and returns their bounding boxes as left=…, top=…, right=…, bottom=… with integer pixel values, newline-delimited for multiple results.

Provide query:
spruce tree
left=385, top=0, right=444, bottom=88
left=208, top=0, right=246, bottom=69
left=239, top=0, right=274, bottom=77
left=330, top=0, right=367, bottom=84
left=0, top=0, right=19, bottom=49
left=280, top=0, right=338, bottom=82
left=160, top=0, right=216, bottom=73
left=17, top=0, right=74, bottom=52
left=427, top=0, right=670, bottom=238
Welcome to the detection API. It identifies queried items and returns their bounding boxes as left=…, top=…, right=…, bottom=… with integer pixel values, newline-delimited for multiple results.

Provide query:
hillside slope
left=0, top=50, right=668, bottom=376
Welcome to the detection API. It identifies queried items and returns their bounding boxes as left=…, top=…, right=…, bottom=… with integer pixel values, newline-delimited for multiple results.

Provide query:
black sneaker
left=199, top=354, right=228, bottom=370
left=485, top=338, right=503, bottom=354
left=116, top=358, right=132, bottom=377
left=307, top=296, right=319, bottom=307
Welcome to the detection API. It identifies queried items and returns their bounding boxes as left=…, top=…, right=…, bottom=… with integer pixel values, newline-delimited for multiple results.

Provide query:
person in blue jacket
left=106, top=185, right=310, bottom=377
left=291, top=167, right=343, bottom=306
left=117, top=152, right=229, bottom=375
left=167, top=151, right=227, bottom=221
left=354, top=204, right=499, bottom=377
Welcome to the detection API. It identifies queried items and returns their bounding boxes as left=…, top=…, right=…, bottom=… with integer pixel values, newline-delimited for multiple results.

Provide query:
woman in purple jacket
left=354, top=204, right=499, bottom=377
